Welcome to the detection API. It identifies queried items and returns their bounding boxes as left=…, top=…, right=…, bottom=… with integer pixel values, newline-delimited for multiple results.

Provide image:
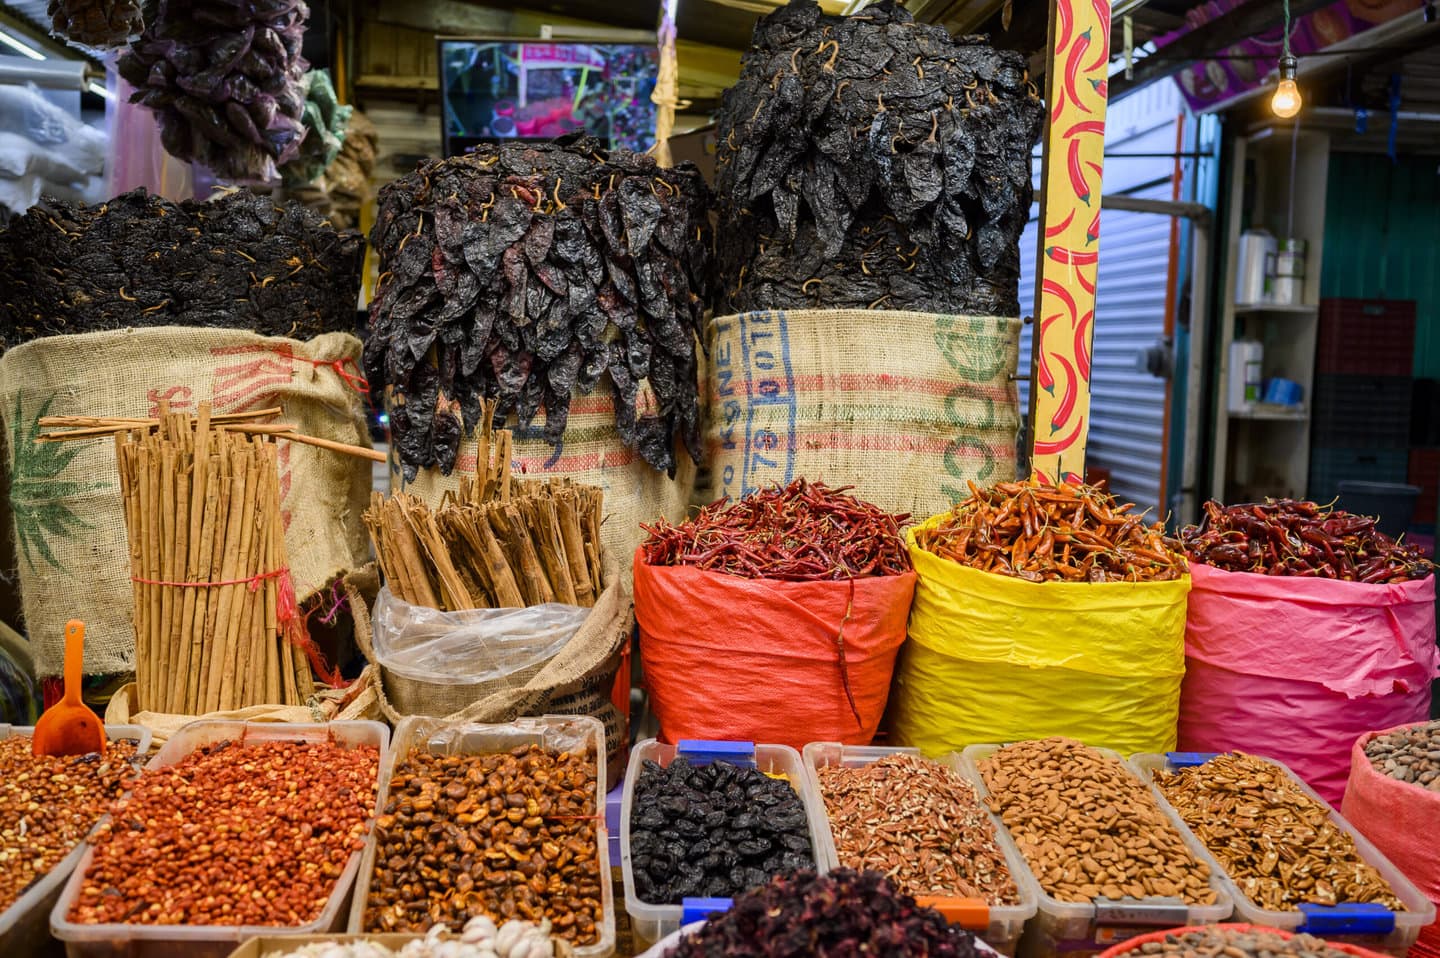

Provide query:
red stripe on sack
left=707, top=433, right=1009, bottom=456
left=515, top=448, right=638, bottom=473
left=709, top=373, right=1012, bottom=402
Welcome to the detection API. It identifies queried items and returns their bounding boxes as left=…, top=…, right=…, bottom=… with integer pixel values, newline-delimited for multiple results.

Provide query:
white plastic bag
left=370, top=587, right=589, bottom=686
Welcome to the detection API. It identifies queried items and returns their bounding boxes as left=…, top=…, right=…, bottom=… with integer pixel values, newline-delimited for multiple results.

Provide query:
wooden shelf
left=1234, top=303, right=1320, bottom=315
left=1229, top=406, right=1309, bottom=422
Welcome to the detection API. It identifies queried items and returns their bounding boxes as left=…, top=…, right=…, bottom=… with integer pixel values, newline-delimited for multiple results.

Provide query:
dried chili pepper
left=917, top=480, right=1187, bottom=583
left=714, top=0, right=1043, bottom=317
left=0, top=188, right=364, bottom=351
left=1181, top=499, right=1434, bottom=583
left=366, top=136, right=712, bottom=480
left=48, top=0, right=142, bottom=49
left=639, top=479, right=910, bottom=581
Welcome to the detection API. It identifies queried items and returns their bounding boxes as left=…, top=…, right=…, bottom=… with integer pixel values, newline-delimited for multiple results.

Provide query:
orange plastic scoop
left=33, top=620, right=106, bottom=758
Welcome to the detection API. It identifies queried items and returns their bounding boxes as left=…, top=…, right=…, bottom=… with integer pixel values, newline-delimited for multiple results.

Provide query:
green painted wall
left=1321, top=152, right=1440, bottom=379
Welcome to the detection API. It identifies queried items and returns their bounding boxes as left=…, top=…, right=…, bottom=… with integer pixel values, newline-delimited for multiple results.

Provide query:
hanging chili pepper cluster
left=49, top=0, right=142, bottom=49
left=117, top=0, right=310, bottom=182
left=0, top=188, right=364, bottom=351
left=714, top=0, right=1043, bottom=317
left=366, top=135, right=713, bottom=481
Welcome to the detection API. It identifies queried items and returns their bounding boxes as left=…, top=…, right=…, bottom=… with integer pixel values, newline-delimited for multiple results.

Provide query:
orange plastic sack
left=1342, top=725, right=1440, bottom=958
left=633, top=548, right=915, bottom=750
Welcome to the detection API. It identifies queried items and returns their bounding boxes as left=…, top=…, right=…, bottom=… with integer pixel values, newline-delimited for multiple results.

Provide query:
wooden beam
left=1108, top=0, right=1335, bottom=99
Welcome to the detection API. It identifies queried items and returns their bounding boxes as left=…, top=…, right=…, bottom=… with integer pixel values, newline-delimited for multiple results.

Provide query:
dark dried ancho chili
left=630, top=757, right=813, bottom=905
left=367, top=135, right=712, bottom=479
left=1182, top=498, right=1434, bottom=583
left=639, top=479, right=911, bottom=580
left=0, top=188, right=364, bottom=351
left=49, top=0, right=142, bottom=49
left=117, top=0, right=309, bottom=181
left=666, top=868, right=985, bottom=958
left=714, top=0, right=1043, bottom=317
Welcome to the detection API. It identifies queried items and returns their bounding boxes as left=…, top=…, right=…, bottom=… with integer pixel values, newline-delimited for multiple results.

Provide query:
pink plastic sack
left=1178, top=562, right=1437, bottom=805
left=1342, top=724, right=1440, bottom=958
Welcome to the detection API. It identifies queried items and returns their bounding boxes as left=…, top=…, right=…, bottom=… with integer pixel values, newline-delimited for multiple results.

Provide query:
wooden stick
left=186, top=456, right=221, bottom=714
left=206, top=439, right=250, bottom=712
left=38, top=422, right=384, bottom=463
left=262, top=446, right=282, bottom=706
left=556, top=491, right=594, bottom=607
left=40, top=408, right=283, bottom=428
left=196, top=447, right=230, bottom=711
left=177, top=403, right=211, bottom=713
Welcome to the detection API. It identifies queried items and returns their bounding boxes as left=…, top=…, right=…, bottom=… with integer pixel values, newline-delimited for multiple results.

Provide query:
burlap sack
left=390, top=380, right=694, bottom=588
left=703, top=310, right=1020, bottom=519
left=351, top=556, right=633, bottom=784
left=0, top=327, right=373, bottom=677
left=102, top=664, right=382, bottom=745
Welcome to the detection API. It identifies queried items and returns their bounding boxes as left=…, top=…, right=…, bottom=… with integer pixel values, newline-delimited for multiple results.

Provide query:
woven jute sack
left=0, top=327, right=373, bottom=678
left=351, top=555, right=633, bottom=784
left=703, top=310, right=1021, bottom=519
left=390, top=379, right=695, bottom=588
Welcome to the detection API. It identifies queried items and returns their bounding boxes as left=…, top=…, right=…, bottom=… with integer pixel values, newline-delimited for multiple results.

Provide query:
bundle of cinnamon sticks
left=111, top=403, right=315, bottom=713
left=365, top=406, right=604, bottom=611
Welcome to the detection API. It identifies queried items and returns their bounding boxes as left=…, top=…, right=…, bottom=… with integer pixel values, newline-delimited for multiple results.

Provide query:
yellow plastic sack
left=888, top=515, right=1190, bottom=757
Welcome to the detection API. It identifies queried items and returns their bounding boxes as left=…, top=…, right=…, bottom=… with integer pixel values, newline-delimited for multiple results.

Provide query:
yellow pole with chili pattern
left=1029, top=0, right=1110, bottom=485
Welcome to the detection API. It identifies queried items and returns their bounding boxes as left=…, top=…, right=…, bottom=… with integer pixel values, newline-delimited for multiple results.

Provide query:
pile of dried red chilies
left=1182, top=498, right=1434, bottom=583
left=917, top=480, right=1187, bottom=583
left=639, top=479, right=911, bottom=581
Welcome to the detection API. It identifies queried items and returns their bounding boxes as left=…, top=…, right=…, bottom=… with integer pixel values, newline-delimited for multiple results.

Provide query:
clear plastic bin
left=1131, top=752, right=1436, bottom=956
left=0, top=724, right=151, bottom=958
left=50, top=720, right=390, bottom=958
left=620, top=738, right=829, bottom=953
left=958, top=743, right=1233, bottom=958
left=802, top=742, right=1038, bottom=955
left=348, top=715, right=615, bottom=958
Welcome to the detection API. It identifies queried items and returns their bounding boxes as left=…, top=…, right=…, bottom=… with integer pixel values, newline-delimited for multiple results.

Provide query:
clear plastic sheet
left=370, top=587, right=588, bottom=687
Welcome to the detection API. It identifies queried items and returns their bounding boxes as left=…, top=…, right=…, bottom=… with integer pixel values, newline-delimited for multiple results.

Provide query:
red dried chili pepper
left=640, top=479, right=911, bottom=580
left=1181, top=498, right=1433, bottom=583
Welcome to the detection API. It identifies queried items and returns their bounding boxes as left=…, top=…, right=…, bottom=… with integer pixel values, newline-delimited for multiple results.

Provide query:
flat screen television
left=437, top=38, right=659, bottom=157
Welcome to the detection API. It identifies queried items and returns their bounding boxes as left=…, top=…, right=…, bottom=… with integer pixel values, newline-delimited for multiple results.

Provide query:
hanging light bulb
left=1272, top=53, right=1302, bottom=118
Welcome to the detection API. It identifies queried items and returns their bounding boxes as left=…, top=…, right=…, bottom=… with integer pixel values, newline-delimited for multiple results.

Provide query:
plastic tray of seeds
left=801, top=742, right=1039, bottom=956
left=0, top=724, right=151, bottom=958
left=50, top=720, right=389, bottom=958
left=348, top=715, right=615, bottom=958
left=1130, top=752, right=1435, bottom=956
left=957, top=743, right=1233, bottom=958
left=620, top=738, right=829, bottom=953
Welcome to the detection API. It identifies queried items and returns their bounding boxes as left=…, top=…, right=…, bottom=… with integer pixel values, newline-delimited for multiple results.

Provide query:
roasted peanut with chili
left=978, top=738, right=1216, bottom=905
left=364, top=744, right=603, bottom=947
left=1154, top=752, right=1404, bottom=911
left=0, top=736, right=140, bottom=912
left=70, top=738, right=379, bottom=926
left=816, top=753, right=1018, bottom=904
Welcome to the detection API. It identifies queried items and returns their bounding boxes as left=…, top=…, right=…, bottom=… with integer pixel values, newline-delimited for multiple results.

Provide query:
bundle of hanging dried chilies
left=917, top=480, right=1187, bottom=583
left=640, top=479, right=911, bottom=581
left=1182, top=498, right=1433, bottom=582
left=365, top=405, right=605, bottom=610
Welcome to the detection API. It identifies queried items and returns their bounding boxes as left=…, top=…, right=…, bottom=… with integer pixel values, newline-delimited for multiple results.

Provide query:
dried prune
left=629, top=757, right=813, bottom=905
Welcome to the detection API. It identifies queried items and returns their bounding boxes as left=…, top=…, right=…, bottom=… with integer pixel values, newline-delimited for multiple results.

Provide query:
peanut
left=977, top=737, right=1215, bottom=906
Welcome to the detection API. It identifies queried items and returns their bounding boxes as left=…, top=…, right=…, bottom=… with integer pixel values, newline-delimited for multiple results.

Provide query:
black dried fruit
left=0, top=188, right=364, bottom=351
left=667, top=868, right=985, bottom=957
left=367, top=135, right=713, bottom=479
left=714, top=0, right=1043, bottom=317
left=629, top=758, right=812, bottom=904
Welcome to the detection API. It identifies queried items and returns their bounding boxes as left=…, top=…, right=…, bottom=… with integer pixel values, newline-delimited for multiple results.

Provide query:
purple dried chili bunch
left=118, top=0, right=311, bottom=182
left=666, top=869, right=985, bottom=958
